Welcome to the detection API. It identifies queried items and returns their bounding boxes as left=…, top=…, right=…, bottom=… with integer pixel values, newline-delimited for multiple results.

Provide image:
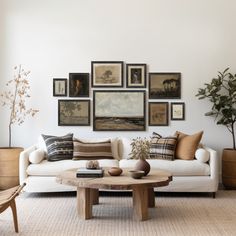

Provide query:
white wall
left=1, top=0, right=236, bottom=161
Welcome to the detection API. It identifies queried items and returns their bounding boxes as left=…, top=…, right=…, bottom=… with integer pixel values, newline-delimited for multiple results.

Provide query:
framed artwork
left=58, top=99, right=90, bottom=126
left=91, top=61, right=123, bottom=87
left=53, top=78, right=67, bottom=96
left=69, top=73, right=89, bottom=97
left=149, top=102, right=169, bottom=126
left=149, top=73, right=181, bottom=99
left=171, top=102, right=185, bottom=120
left=126, top=64, right=146, bottom=88
left=93, top=90, right=146, bottom=131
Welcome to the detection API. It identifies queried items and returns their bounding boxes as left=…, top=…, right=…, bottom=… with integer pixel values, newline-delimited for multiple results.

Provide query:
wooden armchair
left=0, top=183, right=26, bottom=233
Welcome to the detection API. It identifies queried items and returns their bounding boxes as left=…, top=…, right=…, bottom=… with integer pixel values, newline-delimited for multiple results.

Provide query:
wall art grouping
left=53, top=61, right=185, bottom=130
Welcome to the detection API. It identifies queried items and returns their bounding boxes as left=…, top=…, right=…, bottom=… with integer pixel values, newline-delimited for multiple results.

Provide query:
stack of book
left=76, top=168, right=104, bottom=178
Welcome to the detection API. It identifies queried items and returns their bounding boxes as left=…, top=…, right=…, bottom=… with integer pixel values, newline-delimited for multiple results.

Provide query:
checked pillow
left=149, top=132, right=178, bottom=161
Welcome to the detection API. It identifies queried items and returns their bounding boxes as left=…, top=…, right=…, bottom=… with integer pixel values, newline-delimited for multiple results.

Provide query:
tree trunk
left=232, top=123, right=235, bottom=150
left=9, top=124, right=12, bottom=148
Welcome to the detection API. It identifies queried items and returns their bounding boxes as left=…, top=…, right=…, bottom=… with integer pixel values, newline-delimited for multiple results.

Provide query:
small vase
left=134, top=158, right=150, bottom=176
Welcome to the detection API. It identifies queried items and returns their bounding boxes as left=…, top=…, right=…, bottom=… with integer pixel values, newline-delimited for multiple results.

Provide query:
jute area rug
left=0, top=190, right=235, bottom=236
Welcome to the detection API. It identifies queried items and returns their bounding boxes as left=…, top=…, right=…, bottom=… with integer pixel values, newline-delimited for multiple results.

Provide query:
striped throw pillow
left=149, top=132, right=178, bottom=160
left=42, top=133, right=73, bottom=161
left=73, top=138, right=113, bottom=160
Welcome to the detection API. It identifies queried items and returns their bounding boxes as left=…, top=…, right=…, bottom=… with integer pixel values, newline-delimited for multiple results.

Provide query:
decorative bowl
left=108, top=167, right=123, bottom=176
left=129, top=170, right=145, bottom=179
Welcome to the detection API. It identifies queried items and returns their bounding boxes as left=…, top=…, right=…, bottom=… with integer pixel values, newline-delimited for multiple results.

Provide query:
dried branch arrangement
left=0, top=65, right=39, bottom=147
left=129, top=137, right=151, bottom=160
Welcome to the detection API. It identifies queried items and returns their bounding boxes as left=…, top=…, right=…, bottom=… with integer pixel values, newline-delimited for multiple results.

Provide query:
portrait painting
left=69, top=73, right=89, bottom=97
left=126, top=64, right=146, bottom=88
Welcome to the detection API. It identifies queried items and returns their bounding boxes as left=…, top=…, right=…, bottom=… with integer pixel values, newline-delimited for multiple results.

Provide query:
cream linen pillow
left=29, top=149, right=45, bottom=164
left=195, top=148, right=210, bottom=163
left=175, top=131, right=204, bottom=160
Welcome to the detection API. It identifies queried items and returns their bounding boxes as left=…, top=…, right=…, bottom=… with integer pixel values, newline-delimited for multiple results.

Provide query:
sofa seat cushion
left=27, top=159, right=119, bottom=176
left=119, top=159, right=210, bottom=176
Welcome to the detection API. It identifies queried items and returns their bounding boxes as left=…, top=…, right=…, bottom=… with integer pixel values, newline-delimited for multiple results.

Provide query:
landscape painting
left=93, top=90, right=146, bottom=131
left=149, top=73, right=181, bottom=99
left=91, top=61, right=123, bottom=87
left=58, top=100, right=90, bottom=126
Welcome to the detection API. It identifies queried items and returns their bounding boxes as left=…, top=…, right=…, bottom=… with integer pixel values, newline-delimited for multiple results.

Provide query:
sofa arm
left=19, top=145, right=37, bottom=184
left=204, top=146, right=219, bottom=188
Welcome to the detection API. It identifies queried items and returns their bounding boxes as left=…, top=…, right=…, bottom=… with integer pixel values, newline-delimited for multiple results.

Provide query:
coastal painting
left=93, top=90, right=146, bottom=131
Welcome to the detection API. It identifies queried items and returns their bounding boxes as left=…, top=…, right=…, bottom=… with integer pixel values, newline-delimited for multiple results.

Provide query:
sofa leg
left=212, top=192, right=216, bottom=198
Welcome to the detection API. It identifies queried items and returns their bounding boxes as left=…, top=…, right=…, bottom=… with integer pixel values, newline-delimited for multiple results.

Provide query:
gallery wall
left=1, top=0, right=236, bottom=175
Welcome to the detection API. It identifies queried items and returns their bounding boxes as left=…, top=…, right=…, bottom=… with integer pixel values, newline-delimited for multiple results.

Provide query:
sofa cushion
left=175, top=131, right=203, bottom=160
left=26, top=159, right=119, bottom=176
left=42, top=133, right=73, bottom=161
left=150, top=132, right=178, bottom=160
left=73, top=138, right=113, bottom=160
left=29, top=149, right=45, bottom=164
left=119, top=159, right=210, bottom=176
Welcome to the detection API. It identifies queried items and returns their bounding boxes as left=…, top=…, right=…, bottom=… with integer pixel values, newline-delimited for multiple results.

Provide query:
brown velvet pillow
left=175, top=131, right=203, bottom=160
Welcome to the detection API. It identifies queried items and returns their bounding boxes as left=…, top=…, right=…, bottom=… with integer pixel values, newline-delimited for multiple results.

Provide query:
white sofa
left=19, top=137, right=219, bottom=197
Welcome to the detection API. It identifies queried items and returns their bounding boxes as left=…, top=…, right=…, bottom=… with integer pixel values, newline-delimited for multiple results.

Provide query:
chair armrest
left=19, top=145, right=37, bottom=184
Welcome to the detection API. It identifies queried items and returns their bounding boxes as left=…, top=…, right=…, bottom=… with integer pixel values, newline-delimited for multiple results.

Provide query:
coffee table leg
left=132, top=187, right=148, bottom=221
left=148, top=188, right=155, bottom=208
left=91, top=189, right=99, bottom=205
left=77, top=187, right=93, bottom=219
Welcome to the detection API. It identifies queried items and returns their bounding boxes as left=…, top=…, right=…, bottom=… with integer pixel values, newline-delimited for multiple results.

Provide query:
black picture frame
left=93, top=90, right=146, bottom=131
left=91, top=61, right=123, bottom=87
left=149, top=73, right=181, bottom=99
left=69, top=73, right=89, bottom=97
left=148, top=102, right=169, bottom=126
left=126, top=64, right=147, bottom=88
left=171, top=102, right=185, bottom=120
left=58, top=99, right=90, bottom=126
left=53, top=78, right=67, bottom=96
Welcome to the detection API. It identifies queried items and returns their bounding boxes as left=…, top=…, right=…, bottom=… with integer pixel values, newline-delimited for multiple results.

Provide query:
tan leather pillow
left=175, top=131, right=203, bottom=160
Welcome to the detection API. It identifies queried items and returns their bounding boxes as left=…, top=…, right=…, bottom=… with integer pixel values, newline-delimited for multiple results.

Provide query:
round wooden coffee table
left=56, top=168, right=172, bottom=221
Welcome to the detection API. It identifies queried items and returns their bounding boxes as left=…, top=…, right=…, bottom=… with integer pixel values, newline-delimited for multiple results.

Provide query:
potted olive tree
left=0, top=65, right=38, bottom=189
left=196, top=68, right=236, bottom=189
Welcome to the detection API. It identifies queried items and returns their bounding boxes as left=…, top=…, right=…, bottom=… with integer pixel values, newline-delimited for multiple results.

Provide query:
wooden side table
left=0, top=147, right=23, bottom=190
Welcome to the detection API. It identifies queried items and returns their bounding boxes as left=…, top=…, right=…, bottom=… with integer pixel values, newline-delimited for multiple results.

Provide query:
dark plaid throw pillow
left=149, top=132, right=178, bottom=161
left=42, top=133, right=73, bottom=161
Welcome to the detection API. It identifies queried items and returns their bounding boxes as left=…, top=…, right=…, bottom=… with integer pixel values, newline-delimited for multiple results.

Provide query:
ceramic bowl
left=108, top=167, right=123, bottom=176
left=129, top=170, right=145, bottom=179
